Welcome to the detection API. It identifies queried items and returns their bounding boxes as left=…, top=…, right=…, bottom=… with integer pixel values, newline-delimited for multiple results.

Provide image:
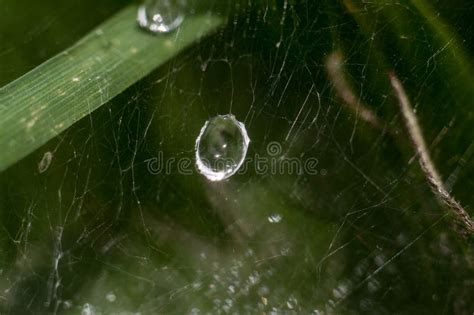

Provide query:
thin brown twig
left=389, top=71, right=474, bottom=238
left=325, top=50, right=473, bottom=238
left=326, top=51, right=385, bottom=130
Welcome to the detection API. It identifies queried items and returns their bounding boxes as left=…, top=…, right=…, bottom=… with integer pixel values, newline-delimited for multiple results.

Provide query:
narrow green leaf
left=0, top=4, right=224, bottom=172
left=410, top=0, right=474, bottom=77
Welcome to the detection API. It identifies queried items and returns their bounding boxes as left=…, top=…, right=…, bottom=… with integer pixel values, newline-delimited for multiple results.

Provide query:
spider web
left=1, top=0, right=474, bottom=314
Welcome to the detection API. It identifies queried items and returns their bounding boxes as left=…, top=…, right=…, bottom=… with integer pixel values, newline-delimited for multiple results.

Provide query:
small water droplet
left=333, top=282, right=349, bottom=299
left=105, top=292, right=116, bottom=302
left=367, top=279, right=380, bottom=293
left=81, top=303, right=95, bottom=315
left=267, top=213, right=282, bottom=223
left=137, top=0, right=186, bottom=34
left=248, top=271, right=260, bottom=285
left=190, top=308, right=200, bottom=315
left=286, top=296, right=298, bottom=310
left=62, top=300, right=72, bottom=310
left=195, top=114, right=250, bottom=181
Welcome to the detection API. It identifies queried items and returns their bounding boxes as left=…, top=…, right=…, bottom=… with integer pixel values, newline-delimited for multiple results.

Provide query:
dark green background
left=1, top=0, right=473, bottom=314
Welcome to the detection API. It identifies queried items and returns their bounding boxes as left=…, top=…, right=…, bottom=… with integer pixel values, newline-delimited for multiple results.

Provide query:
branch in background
left=389, top=72, right=474, bottom=238
left=325, top=50, right=474, bottom=238
left=326, top=51, right=385, bottom=130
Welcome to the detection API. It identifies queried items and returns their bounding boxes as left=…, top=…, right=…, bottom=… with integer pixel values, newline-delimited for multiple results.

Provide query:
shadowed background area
left=1, top=0, right=473, bottom=314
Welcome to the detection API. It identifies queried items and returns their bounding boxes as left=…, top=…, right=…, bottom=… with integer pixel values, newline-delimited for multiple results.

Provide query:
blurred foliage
left=1, top=0, right=473, bottom=314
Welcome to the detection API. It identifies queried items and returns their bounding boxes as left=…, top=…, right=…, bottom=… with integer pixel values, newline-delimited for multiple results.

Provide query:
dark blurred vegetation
left=1, top=0, right=473, bottom=314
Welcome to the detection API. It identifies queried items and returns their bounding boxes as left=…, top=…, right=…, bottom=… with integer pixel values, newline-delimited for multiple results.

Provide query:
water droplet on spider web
left=105, top=292, right=116, bottom=302
left=81, top=303, right=95, bottom=315
left=137, top=0, right=186, bottom=34
left=267, top=213, right=282, bottom=223
left=195, top=114, right=250, bottom=182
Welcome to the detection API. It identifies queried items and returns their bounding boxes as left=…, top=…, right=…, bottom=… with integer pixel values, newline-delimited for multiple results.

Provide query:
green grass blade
left=410, top=0, right=474, bottom=76
left=0, top=5, right=224, bottom=172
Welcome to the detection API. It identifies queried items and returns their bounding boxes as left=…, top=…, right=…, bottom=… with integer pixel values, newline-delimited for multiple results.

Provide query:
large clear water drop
left=137, top=0, right=186, bottom=34
left=195, top=114, right=250, bottom=182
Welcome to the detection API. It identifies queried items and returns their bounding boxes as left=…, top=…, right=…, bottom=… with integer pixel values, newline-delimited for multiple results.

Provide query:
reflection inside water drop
left=195, top=114, right=250, bottom=181
left=137, top=0, right=186, bottom=34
